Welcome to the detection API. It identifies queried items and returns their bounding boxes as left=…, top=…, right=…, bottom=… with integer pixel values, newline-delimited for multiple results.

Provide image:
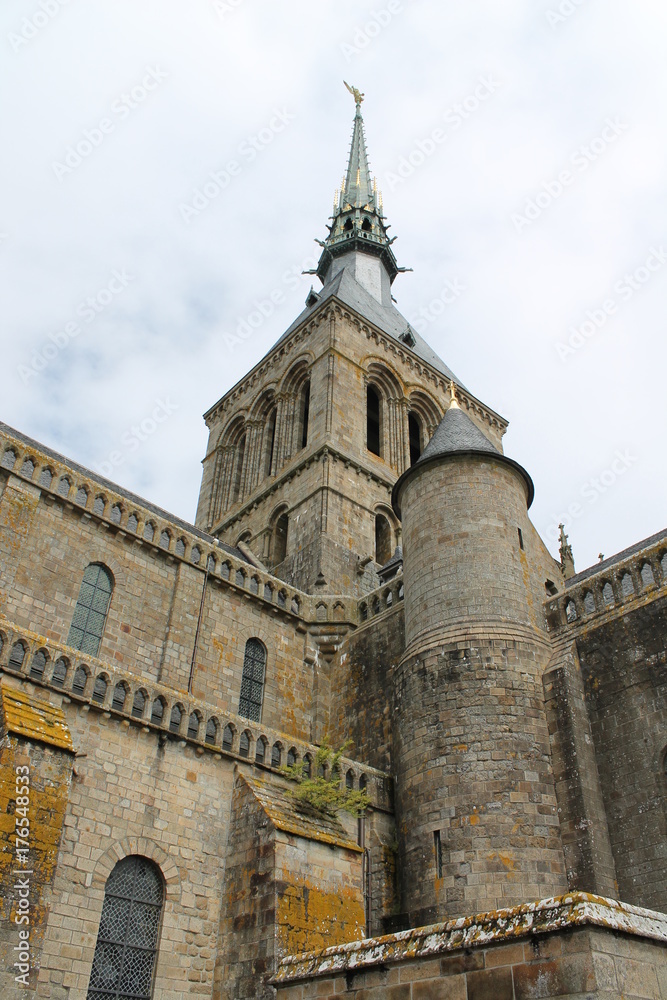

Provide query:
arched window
left=57, top=476, right=71, bottom=497
left=303, top=753, right=312, bottom=778
left=92, top=676, right=108, bottom=704
left=602, top=582, right=614, bottom=606
left=239, top=639, right=266, bottom=722
left=9, top=641, right=26, bottom=670
left=346, top=769, right=354, bottom=790
left=72, top=665, right=89, bottom=696
left=1, top=448, right=16, bottom=469
left=408, top=412, right=422, bottom=466
left=187, top=712, right=200, bottom=740
left=39, top=467, right=53, bottom=488
left=75, top=486, right=88, bottom=506
left=271, top=742, right=282, bottom=768
left=127, top=513, right=139, bottom=533
left=110, top=504, right=122, bottom=525
left=264, top=408, right=277, bottom=477
left=93, top=495, right=105, bottom=516
left=231, top=434, right=246, bottom=504
left=132, top=690, right=146, bottom=718
left=112, top=683, right=128, bottom=712
left=150, top=699, right=164, bottom=725
left=272, top=512, right=289, bottom=567
left=52, top=658, right=68, bottom=687
left=169, top=705, right=182, bottom=734
left=583, top=591, right=596, bottom=615
left=375, top=513, right=392, bottom=566
left=20, top=457, right=35, bottom=478
left=255, top=736, right=267, bottom=763
left=87, top=855, right=164, bottom=1000
left=366, top=385, right=381, bottom=456
left=299, top=380, right=310, bottom=449
left=222, top=724, right=234, bottom=751
left=67, top=564, right=113, bottom=657
left=239, top=731, right=250, bottom=757
left=287, top=747, right=297, bottom=767
left=205, top=718, right=218, bottom=744
left=143, top=522, right=155, bottom=542
left=30, top=649, right=47, bottom=680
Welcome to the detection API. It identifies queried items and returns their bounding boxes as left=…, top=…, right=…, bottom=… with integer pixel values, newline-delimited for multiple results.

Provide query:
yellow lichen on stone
left=0, top=683, right=74, bottom=752
left=277, top=876, right=365, bottom=957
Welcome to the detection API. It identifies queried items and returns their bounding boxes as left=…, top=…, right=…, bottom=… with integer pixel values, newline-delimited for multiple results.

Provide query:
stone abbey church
left=1, top=90, right=666, bottom=1000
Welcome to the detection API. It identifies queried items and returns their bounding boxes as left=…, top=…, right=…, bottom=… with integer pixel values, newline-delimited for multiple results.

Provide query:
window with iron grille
left=67, top=564, right=113, bottom=657
left=238, top=638, right=265, bottom=722
left=87, top=855, right=164, bottom=1000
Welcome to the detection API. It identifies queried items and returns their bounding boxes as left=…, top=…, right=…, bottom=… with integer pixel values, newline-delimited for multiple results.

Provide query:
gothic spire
left=315, top=84, right=405, bottom=285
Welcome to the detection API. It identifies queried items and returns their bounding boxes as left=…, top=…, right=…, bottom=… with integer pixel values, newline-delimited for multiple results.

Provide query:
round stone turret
left=390, top=399, right=566, bottom=927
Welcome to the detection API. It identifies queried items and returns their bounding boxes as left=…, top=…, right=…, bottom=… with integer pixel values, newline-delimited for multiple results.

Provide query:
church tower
left=196, top=87, right=507, bottom=596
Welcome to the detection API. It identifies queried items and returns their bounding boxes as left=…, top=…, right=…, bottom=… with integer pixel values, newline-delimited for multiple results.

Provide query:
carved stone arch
left=280, top=354, right=314, bottom=395
left=218, top=413, right=248, bottom=449
left=373, top=503, right=397, bottom=566
left=268, top=503, right=289, bottom=568
left=278, top=356, right=314, bottom=461
left=92, top=839, right=182, bottom=904
left=364, top=359, right=406, bottom=469
left=365, top=358, right=405, bottom=400
left=249, top=384, right=278, bottom=417
left=406, top=387, right=443, bottom=438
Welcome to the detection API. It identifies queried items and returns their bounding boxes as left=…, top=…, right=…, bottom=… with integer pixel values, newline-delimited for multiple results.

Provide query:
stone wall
left=272, top=893, right=667, bottom=1000
left=576, top=598, right=667, bottom=913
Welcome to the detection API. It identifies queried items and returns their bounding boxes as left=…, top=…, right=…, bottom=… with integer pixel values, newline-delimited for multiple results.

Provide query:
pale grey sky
left=2, top=0, right=666, bottom=572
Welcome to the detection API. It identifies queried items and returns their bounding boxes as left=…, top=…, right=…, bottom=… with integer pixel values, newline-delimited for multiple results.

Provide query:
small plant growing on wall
left=282, top=738, right=370, bottom=817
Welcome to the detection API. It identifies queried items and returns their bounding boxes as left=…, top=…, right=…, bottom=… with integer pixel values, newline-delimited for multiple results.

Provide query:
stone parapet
left=272, top=892, right=667, bottom=1000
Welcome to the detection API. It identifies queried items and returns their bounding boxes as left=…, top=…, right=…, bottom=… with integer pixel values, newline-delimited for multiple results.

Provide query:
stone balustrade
left=546, top=532, right=667, bottom=631
left=358, top=573, right=404, bottom=624
left=0, top=616, right=392, bottom=810
left=0, top=427, right=360, bottom=627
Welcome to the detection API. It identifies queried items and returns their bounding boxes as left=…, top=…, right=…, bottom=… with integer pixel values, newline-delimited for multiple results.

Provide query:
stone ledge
left=271, top=892, right=667, bottom=984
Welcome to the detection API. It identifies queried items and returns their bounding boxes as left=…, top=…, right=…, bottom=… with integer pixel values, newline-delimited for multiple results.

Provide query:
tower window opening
left=434, top=830, right=444, bottom=879
left=272, top=511, right=289, bottom=567
left=408, top=412, right=422, bottom=466
left=518, top=528, right=524, bottom=550
left=231, top=434, right=246, bottom=503
left=300, top=380, right=311, bottom=449
left=264, top=408, right=277, bottom=477
left=366, top=385, right=381, bottom=456
left=375, top=513, right=392, bottom=566
left=362, top=217, right=372, bottom=232
left=344, top=218, right=353, bottom=232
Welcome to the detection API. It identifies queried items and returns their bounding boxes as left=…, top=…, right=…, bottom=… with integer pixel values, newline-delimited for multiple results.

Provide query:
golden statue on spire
left=344, top=80, right=365, bottom=106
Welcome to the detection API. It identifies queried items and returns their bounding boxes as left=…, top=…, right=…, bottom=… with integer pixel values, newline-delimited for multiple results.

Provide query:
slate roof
left=392, top=404, right=534, bottom=514
left=277, top=264, right=464, bottom=387
left=417, top=405, right=500, bottom=465
left=0, top=420, right=247, bottom=564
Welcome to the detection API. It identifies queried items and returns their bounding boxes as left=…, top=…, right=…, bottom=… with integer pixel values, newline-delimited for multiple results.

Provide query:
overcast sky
left=2, top=0, right=665, bottom=573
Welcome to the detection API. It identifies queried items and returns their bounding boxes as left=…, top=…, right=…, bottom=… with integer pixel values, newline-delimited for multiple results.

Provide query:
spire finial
left=344, top=80, right=365, bottom=109
left=558, top=524, right=576, bottom=580
left=449, top=380, right=460, bottom=409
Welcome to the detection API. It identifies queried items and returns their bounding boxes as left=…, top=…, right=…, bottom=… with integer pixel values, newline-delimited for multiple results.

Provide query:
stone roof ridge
left=0, top=420, right=247, bottom=563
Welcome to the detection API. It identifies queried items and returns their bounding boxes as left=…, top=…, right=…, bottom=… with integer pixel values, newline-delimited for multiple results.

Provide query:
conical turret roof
left=417, top=404, right=500, bottom=465
left=392, top=401, right=534, bottom=515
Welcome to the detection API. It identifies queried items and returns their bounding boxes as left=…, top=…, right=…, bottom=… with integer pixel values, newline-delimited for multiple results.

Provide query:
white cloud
left=1, top=0, right=665, bottom=572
